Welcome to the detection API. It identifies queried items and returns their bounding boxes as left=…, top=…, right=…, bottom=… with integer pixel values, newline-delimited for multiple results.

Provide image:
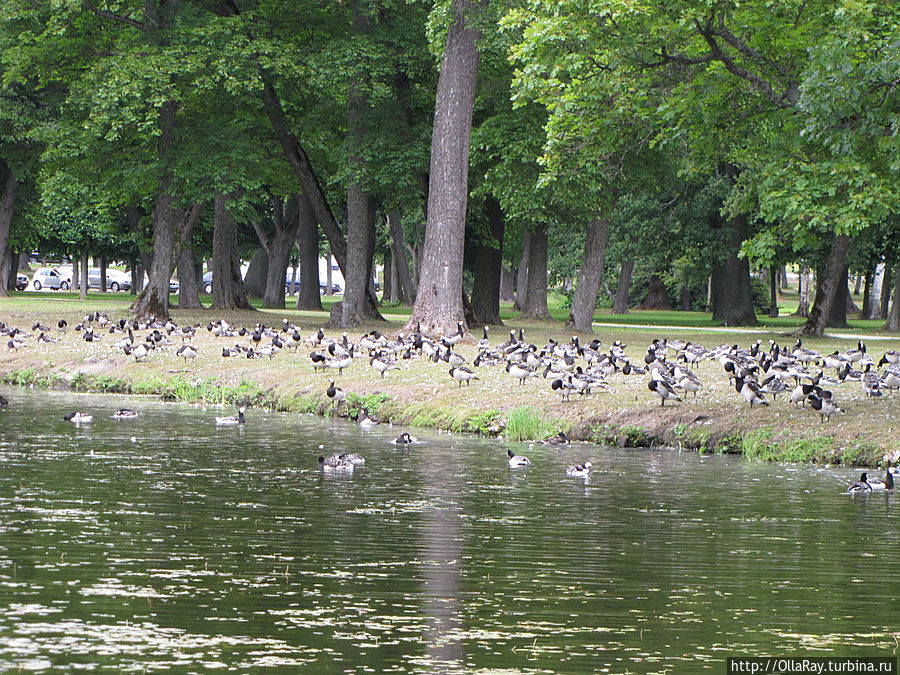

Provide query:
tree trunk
left=342, top=183, right=378, bottom=326
left=885, top=264, right=900, bottom=332
left=383, top=247, right=393, bottom=301
left=99, top=255, right=107, bottom=293
left=404, top=0, right=481, bottom=336
left=243, top=247, right=268, bottom=299
left=211, top=191, right=253, bottom=311
left=79, top=246, right=89, bottom=300
left=768, top=266, right=779, bottom=317
left=794, top=267, right=810, bottom=317
left=780, top=265, right=789, bottom=289
left=326, top=254, right=333, bottom=297
left=500, top=266, right=515, bottom=303
left=0, top=164, right=19, bottom=298
left=177, top=245, right=202, bottom=308
left=388, top=207, right=416, bottom=304
left=513, top=229, right=530, bottom=311
left=295, top=192, right=323, bottom=310
left=256, top=195, right=300, bottom=309
left=71, top=255, right=79, bottom=292
left=861, top=267, right=873, bottom=319
left=258, top=71, right=381, bottom=316
left=641, top=273, right=672, bottom=309
left=470, top=196, right=505, bottom=326
left=801, top=233, right=851, bottom=336
left=566, top=214, right=610, bottom=332
left=710, top=212, right=757, bottom=326
left=520, top=223, right=551, bottom=320
left=681, top=284, right=691, bottom=311
left=6, top=250, right=19, bottom=291
left=879, top=260, right=893, bottom=320
left=132, top=102, right=180, bottom=320
left=823, top=263, right=850, bottom=328
left=612, top=258, right=635, bottom=314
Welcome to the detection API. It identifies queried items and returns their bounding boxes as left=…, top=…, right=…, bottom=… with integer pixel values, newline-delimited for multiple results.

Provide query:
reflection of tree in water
left=419, top=453, right=464, bottom=670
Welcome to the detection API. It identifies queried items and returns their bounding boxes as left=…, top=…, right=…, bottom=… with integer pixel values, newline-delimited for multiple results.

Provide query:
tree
left=405, top=0, right=483, bottom=336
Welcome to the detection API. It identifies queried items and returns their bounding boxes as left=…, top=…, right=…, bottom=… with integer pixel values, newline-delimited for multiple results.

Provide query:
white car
left=30, top=267, right=69, bottom=291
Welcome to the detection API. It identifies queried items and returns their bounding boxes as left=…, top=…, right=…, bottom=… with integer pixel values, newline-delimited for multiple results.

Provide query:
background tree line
left=0, top=0, right=897, bottom=334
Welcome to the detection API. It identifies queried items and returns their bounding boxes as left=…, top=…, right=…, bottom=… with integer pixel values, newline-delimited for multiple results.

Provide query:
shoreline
left=1, top=305, right=897, bottom=467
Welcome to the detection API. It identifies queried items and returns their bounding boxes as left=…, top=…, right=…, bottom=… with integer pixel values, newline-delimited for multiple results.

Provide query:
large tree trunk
left=500, top=266, right=515, bottom=303
left=710, top=212, right=757, bottom=326
left=258, top=71, right=380, bottom=317
left=513, top=229, right=530, bottom=311
left=295, top=192, right=322, bottom=311
left=520, top=223, right=551, bottom=320
left=861, top=266, right=873, bottom=319
left=470, top=197, right=505, bottom=326
left=404, top=0, right=481, bottom=336
left=341, top=184, right=377, bottom=326
left=0, top=164, right=19, bottom=297
left=79, top=246, right=89, bottom=300
left=383, top=247, right=393, bottom=301
left=177, top=246, right=202, bottom=308
left=801, top=233, right=851, bottom=336
left=884, top=264, right=900, bottom=332
left=879, top=260, right=893, bottom=320
left=243, top=248, right=268, bottom=299
left=794, top=266, right=810, bottom=317
left=566, top=214, right=610, bottom=333
left=768, top=266, right=779, bottom=317
left=388, top=207, right=416, bottom=304
left=211, top=191, right=253, bottom=311
left=612, top=257, right=635, bottom=314
left=98, top=255, right=107, bottom=293
left=641, top=273, right=673, bottom=309
left=256, top=195, right=300, bottom=309
left=132, top=102, right=180, bottom=320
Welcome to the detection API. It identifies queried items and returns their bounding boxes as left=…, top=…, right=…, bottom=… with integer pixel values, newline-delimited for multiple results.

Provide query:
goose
left=862, top=364, right=883, bottom=397
left=215, top=407, right=246, bottom=425
left=339, top=452, right=366, bottom=466
left=882, top=368, right=900, bottom=391
left=392, top=432, right=418, bottom=445
left=449, top=366, right=479, bottom=387
left=326, top=379, right=346, bottom=409
left=57, top=319, right=68, bottom=333
left=506, top=361, right=536, bottom=385
left=37, top=332, right=57, bottom=344
left=318, top=454, right=354, bottom=473
left=358, top=410, right=379, bottom=429
left=566, top=461, right=593, bottom=477
left=309, top=351, right=329, bottom=372
left=878, top=351, right=900, bottom=367
left=551, top=378, right=576, bottom=401
left=760, top=375, right=787, bottom=400
left=507, top=448, right=531, bottom=467
left=847, top=472, right=873, bottom=493
left=63, top=412, right=93, bottom=424
left=0, top=394, right=8, bottom=406
left=648, top=379, right=681, bottom=406
left=733, top=376, right=769, bottom=407
left=441, top=321, right=465, bottom=347
left=113, top=409, right=138, bottom=419
left=477, top=326, right=490, bottom=351
left=866, top=470, right=894, bottom=491
left=176, top=344, right=198, bottom=363
left=542, top=431, right=570, bottom=446
left=327, top=346, right=354, bottom=374
left=369, top=354, right=400, bottom=379
left=807, top=394, right=842, bottom=422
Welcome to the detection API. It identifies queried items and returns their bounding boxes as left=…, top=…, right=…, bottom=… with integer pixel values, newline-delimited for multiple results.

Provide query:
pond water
left=0, top=386, right=897, bottom=672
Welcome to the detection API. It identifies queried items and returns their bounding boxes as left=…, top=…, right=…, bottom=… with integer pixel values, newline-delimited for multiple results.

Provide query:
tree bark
left=243, top=247, right=268, bottom=299
left=99, top=255, right=107, bottom=293
left=520, top=223, right=551, bottom=320
left=801, top=233, right=851, bottom=336
left=513, top=229, right=530, bottom=311
left=0, top=164, right=19, bottom=298
left=255, top=195, right=300, bottom=308
left=470, top=197, right=505, bottom=326
left=861, top=266, right=873, bottom=319
left=500, top=266, right=515, bottom=303
left=211, top=191, right=253, bottom=311
left=258, top=71, right=380, bottom=316
left=566, top=214, right=610, bottom=333
left=885, top=264, right=900, bottom=332
left=388, top=207, right=416, bottom=304
left=79, top=246, right=89, bottom=300
left=612, top=257, right=635, bottom=314
left=72, top=255, right=79, bottom=292
left=641, top=273, right=673, bottom=309
left=404, top=0, right=481, bottom=336
left=383, top=246, right=393, bottom=301
left=295, top=192, right=323, bottom=310
left=794, top=266, right=810, bottom=317
left=177, top=245, right=202, bottom=308
left=710, top=212, right=757, bottom=326
left=341, top=183, right=378, bottom=326
left=879, top=260, right=893, bottom=320
left=768, top=266, right=779, bottom=317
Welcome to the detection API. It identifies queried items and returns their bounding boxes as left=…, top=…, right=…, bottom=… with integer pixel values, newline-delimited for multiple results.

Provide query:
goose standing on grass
left=216, top=407, right=246, bottom=425
left=63, top=412, right=93, bottom=424
left=566, top=461, right=593, bottom=477
left=648, top=379, right=681, bottom=406
left=176, top=344, right=198, bottom=363
left=369, top=354, right=400, bottom=379
left=507, top=448, right=531, bottom=467
left=734, top=377, right=769, bottom=407
left=449, top=366, right=479, bottom=387
left=477, top=326, right=490, bottom=351
left=807, top=394, right=842, bottom=422
left=551, top=377, right=576, bottom=401
left=326, top=379, right=346, bottom=410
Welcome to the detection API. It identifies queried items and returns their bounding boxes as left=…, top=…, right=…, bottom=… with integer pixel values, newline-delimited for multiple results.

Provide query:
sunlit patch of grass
left=505, top=405, right=559, bottom=442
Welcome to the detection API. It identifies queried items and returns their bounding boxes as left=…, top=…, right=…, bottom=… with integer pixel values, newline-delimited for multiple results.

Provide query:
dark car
left=319, top=282, right=342, bottom=294
left=202, top=271, right=212, bottom=294
left=15, top=273, right=28, bottom=291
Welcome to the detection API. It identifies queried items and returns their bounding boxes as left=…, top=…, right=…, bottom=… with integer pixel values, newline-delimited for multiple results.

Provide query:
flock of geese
left=3, top=313, right=900, bottom=487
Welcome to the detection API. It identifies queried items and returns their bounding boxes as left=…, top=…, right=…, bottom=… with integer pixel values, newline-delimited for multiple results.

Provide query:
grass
left=1, top=288, right=899, bottom=466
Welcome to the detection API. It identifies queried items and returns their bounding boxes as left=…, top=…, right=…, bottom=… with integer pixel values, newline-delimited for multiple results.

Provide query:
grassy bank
left=1, top=293, right=898, bottom=467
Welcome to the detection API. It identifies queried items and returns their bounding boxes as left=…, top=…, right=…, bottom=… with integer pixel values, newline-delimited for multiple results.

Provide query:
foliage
left=504, top=405, right=558, bottom=442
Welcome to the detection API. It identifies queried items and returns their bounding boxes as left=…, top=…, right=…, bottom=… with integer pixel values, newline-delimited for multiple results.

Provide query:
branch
left=250, top=220, right=271, bottom=255
left=82, top=1, right=150, bottom=30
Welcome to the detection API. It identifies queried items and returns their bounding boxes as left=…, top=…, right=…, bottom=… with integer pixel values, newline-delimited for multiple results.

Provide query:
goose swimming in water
left=318, top=454, right=354, bottom=473
left=215, top=407, right=246, bottom=425
left=113, top=409, right=138, bottom=419
left=848, top=472, right=874, bottom=493
left=507, top=448, right=531, bottom=467
left=392, top=432, right=418, bottom=445
left=63, top=412, right=93, bottom=424
left=542, top=431, right=571, bottom=446
left=566, top=461, right=593, bottom=477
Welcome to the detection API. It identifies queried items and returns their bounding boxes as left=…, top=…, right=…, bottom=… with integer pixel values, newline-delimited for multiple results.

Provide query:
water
left=0, top=387, right=898, bottom=672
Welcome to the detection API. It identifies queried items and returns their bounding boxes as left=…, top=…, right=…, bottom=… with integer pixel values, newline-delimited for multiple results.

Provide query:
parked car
left=15, top=273, right=28, bottom=291
left=169, top=278, right=179, bottom=293
left=30, top=267, right=69, bottom=291
left=319, top=281, right=342, bottom=294
left=202, top=271, right=212, bottom=294
left=87, top=268, right=132, bottom=292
